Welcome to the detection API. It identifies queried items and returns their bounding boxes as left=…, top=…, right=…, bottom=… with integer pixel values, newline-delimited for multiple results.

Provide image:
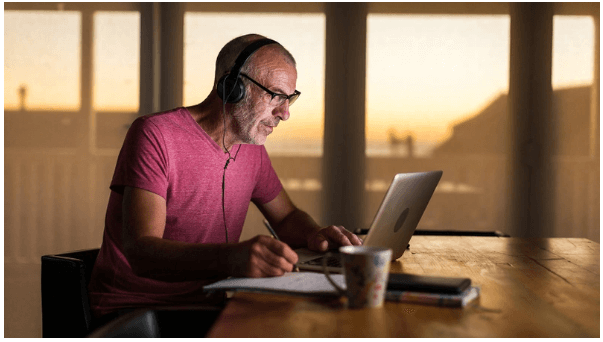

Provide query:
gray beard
left=231, top=97, right=258, bottom=144
left=231, top=98, right=280, bottom=145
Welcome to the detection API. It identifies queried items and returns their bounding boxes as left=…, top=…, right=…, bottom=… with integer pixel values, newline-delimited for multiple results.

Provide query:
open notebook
left=203, top=272, right=345, bottom=297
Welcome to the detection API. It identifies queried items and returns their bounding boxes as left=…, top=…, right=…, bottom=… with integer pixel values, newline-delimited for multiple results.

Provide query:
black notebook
left=387, top=273, right=471, bottom=294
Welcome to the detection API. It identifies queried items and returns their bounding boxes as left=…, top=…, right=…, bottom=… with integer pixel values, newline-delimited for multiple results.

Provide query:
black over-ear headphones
left=216, top=38, right=279, bottom=103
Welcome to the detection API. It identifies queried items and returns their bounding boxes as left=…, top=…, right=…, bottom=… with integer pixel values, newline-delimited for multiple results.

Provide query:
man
left=88, top=34, right=362, bottom=319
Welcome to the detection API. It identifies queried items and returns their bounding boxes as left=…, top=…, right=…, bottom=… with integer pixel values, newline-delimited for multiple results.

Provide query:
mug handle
left=322, top=252, right=346, bottom=296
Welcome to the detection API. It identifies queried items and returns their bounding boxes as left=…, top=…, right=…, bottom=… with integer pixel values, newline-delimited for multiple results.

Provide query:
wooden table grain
left=207, top=237, right=599, bottom=338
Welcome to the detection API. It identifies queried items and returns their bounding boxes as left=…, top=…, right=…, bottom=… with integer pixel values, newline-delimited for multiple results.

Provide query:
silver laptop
left=296, top=170, right=443, bottom=273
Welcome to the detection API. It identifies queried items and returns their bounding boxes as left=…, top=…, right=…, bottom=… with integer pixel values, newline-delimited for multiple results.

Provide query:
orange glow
left=4, top=12, right=595, bottom=153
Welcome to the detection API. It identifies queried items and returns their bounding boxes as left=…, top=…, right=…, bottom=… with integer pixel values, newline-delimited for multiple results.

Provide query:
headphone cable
left=221, top=80, right=241, bottom=243
left=222, top=79, right=231, bottom=243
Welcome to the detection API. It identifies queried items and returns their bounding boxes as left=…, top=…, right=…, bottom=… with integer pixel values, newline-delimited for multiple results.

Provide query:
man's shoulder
left=141, top=107, right=187, bottom=123
left=128, top=107, right=192, bottom=135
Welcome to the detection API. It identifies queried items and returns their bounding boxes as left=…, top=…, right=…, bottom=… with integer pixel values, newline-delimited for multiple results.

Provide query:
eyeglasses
left=240, top=73, right=301, bottom=106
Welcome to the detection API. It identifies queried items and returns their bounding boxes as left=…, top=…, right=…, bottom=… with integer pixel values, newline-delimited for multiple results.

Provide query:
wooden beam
left=507, top=3, right=555, bottom=238
left=368, top=2, right=509, bottom=15
left=322, top=3, right=367, bottom=228
left=185, top=2, right=324, bottom=13
left=4, top=2, right=140, bottom=11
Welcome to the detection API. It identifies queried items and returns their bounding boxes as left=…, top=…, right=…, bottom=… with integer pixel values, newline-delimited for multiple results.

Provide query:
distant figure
left=18, top=84, right=27, bottom=111
left=406, top=135, right=415, bottom=158
left=387, top=128, right=414, bottom=158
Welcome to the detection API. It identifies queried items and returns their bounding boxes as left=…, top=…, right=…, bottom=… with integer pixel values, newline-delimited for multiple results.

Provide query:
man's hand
left=223, top=235, right=299, bottom=278
left=307, top=225, right=363, bottom=252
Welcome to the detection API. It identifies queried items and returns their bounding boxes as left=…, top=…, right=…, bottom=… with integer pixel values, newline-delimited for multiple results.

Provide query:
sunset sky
left=4, top=12, right=595, bottom=154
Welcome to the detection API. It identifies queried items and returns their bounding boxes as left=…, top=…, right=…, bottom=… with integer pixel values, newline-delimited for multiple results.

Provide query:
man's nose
left=273, top=101, right=290, bottom=121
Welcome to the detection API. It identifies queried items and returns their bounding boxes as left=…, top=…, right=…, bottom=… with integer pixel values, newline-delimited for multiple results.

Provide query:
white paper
left=203, top=272, right=346, bottom=296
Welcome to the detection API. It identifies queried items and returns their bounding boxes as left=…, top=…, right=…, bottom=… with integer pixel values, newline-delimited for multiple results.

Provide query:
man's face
left=231, top=53, right=297, bottom=145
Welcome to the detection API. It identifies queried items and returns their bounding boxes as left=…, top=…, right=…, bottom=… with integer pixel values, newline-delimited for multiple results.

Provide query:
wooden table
left=207, top=236, right=600, bottom=338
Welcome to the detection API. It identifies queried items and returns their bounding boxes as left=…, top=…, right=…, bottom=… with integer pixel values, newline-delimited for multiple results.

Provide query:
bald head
left=214, top=34, right=296, bottom=88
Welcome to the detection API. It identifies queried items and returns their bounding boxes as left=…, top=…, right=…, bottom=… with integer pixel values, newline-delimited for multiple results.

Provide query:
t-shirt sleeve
left=251, top=147, right=283, bottom=204
left=110, top=117, right=169, bottom=199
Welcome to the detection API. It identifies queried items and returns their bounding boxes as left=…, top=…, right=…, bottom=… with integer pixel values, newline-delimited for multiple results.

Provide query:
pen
left=263, top=219, right=300, bottom=272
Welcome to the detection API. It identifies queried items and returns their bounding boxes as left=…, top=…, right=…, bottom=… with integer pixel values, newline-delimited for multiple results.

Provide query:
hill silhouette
left=434, top=85, right=592, bottom=156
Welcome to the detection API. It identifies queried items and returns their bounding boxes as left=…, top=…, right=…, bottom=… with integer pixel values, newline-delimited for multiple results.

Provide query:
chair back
left=88, top=309, right=160, bottom=338
left=41, top=248, right=100, bottom=338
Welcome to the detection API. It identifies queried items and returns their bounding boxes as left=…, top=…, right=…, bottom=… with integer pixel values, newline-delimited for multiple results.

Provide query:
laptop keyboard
left=304, top=254, right=342, bottom=268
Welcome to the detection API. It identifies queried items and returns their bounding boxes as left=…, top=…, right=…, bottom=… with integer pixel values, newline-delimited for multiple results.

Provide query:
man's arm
left=121, top=186, right=299, bottom=281
left=256, top=189, right=363, bottom=252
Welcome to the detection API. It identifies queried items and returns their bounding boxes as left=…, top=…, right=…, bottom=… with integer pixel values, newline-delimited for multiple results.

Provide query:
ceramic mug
left=323, top=246, right=392, bottom=308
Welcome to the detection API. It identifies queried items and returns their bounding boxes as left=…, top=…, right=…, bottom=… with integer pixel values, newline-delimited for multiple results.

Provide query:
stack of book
left=386, top=273, right=480, bottom=307
left=386, top=286, right=480, bottom=307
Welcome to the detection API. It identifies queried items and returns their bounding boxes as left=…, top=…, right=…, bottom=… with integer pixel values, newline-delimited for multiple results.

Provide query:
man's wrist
left=217, top=243, right=232, bottom=276
left=306, top=228, right=320, bottom=244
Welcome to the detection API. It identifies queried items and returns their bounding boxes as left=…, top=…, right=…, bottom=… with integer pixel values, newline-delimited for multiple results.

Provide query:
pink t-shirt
left=88, top=107, right=282, bottom=317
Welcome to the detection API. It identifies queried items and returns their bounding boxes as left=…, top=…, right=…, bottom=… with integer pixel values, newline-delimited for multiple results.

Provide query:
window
left=4, top=11, right=81, bottom=111
left=550, top=15, right=597, bottom=238
left=552, top=16, right=595, bottom=89
left=366, top=15, right=511, bottom=231
left=93, top=11, right=140, bottom=112
left=93, top=11, right=141, bottom=150
left=550, top=15, right=595, bottom=157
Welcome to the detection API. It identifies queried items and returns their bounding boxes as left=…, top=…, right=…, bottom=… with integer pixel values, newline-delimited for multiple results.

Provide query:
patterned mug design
left=324, top=246, right=392, bottom=308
